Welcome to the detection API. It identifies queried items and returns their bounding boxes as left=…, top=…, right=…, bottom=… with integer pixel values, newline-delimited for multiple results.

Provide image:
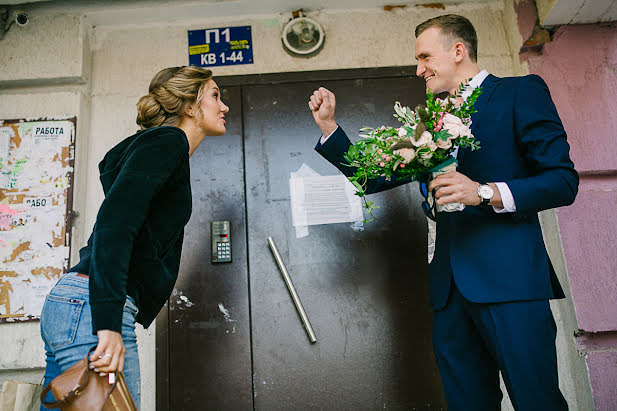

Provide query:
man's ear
left=453, top=42, right=466, bottom=63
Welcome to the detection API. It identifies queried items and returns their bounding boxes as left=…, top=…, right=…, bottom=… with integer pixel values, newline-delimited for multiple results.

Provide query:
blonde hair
left=136, top=66, right=213, bottom=130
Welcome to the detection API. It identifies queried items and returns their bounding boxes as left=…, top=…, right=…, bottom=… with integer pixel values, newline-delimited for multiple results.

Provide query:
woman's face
left=195, top=80, right=229, bottom=136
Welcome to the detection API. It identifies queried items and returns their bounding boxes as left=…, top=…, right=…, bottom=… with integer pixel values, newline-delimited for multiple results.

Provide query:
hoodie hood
left=98, top=132, right=140, bottom=175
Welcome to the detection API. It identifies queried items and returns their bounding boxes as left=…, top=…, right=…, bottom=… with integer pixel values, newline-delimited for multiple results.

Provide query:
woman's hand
left=90, top=330, right=126, bottom=376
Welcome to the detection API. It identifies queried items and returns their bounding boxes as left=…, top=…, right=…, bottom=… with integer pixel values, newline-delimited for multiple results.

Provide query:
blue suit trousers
left=432, top=283, right=568, bottom=410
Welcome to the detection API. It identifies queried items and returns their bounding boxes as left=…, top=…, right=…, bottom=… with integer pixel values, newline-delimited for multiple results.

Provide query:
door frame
left=155, top=65, right=417, bottom=411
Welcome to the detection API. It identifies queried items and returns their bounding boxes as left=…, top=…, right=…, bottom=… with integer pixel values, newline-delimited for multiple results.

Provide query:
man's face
left=415, top=27, right=457, bottom=94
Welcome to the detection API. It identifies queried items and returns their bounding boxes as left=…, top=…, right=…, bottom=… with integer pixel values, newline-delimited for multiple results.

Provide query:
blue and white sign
left=188, top=26, right=253, bottom=67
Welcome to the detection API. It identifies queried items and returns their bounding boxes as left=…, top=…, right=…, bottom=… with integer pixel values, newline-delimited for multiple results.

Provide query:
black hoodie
left=69, top=126, right=191, bottom=333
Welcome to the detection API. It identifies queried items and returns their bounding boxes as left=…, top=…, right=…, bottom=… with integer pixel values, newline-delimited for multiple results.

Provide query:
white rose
left=398, top=127, right=408, bottom=137
left=436, top=138, right=452, bottom=149
left=412, top=130, right=432, bottom=147
left=427, top=140, right=438, bottom=152
left=394, top=148, right=415, bottom=163
left=459, top=125, right=472, bottom=138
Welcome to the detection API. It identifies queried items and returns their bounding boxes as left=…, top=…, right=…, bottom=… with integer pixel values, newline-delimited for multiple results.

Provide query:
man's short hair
left=415, top=14, right=478, bottom=62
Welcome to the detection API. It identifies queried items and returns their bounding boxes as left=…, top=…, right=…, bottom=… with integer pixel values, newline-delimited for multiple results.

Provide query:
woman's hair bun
left=136, top=93, right=166, bottom=130
left=136, top=66, right=213, bottom=130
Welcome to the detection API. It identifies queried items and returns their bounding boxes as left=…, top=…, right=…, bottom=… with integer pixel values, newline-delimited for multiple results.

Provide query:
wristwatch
left=477, top=183, right=494, bottom=205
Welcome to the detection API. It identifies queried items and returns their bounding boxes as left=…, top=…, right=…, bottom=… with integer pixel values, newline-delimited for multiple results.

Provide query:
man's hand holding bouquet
left=343, top=82, right=482, bottom=221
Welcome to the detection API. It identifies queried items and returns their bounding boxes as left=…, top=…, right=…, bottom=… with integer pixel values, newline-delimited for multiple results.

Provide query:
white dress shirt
left=319, top=69, right=516, bottom=212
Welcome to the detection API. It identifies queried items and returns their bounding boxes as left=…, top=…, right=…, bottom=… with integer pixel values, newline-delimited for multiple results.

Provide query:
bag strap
left=100, top=378, right=119, bottom=411
left=40, top=346, right=97, bottom=409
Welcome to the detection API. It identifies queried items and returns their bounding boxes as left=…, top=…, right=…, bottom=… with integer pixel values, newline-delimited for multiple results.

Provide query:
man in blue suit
left=309, top=14, right=578, bottom=410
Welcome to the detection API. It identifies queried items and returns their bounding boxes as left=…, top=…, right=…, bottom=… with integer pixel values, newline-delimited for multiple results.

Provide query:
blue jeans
left=40, top=272, right=141, bottom=410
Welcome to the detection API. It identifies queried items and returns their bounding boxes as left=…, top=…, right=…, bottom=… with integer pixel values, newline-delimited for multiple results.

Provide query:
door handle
left=267, top=237, right=317, bottom=343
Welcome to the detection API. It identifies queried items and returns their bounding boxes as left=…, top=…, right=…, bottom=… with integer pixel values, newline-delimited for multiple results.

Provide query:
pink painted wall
left=556, top=178, right=617, bottom=331
left=529, top=24, right=617, bottom=174
left=516, top=2, right=617, bottom=409
left=586, top=351, right=617, bottom=411
left=528, top=22, right=617, bottom=332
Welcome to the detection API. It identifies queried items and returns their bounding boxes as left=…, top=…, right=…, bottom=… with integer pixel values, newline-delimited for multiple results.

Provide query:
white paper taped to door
left=289, top=175, right=363, bottom=226
left=290, top=164, right=321, bottom=238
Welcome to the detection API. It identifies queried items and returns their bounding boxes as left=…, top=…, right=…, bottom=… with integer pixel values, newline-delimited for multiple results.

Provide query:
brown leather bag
left=40, top=348, right=137, bottom=411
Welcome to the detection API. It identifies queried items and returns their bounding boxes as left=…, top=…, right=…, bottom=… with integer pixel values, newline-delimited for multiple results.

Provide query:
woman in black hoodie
left=40, top=66, right=229, bottom=409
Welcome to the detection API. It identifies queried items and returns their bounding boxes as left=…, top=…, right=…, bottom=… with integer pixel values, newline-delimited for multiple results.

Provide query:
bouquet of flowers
left=343, top=82, right=482, bottom=220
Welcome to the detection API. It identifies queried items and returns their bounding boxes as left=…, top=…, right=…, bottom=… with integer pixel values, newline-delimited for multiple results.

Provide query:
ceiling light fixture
left=281, top=15, right=325, bottom=57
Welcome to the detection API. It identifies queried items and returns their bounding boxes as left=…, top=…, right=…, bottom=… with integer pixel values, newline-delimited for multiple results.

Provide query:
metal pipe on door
left=267, top=237, right=317, bottom=343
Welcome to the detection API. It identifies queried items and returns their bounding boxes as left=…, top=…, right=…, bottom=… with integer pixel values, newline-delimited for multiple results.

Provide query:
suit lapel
left=457, top=74, right=499, bottom=164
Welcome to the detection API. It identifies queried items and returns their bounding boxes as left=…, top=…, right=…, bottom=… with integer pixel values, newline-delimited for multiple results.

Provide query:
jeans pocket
left=124, top=296, right=139, bottom=317
left=40, top=294, right=85, bottom=349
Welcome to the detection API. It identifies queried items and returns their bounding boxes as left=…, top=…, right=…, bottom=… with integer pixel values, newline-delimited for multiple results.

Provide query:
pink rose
left=398, top=127, right=408, bottom=137
left=442, top=113, right=468, bottom=139
left=443, top=113, right=463, bottom=127
left=379, top=162, right=385, bottom=167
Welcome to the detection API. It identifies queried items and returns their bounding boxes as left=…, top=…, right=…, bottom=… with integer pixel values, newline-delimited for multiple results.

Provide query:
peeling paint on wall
left=0, top=119, right=75, bottom=322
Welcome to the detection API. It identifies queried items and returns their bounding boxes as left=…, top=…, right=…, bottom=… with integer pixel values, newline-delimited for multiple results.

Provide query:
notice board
left=0, top=117, right=76, bottom=322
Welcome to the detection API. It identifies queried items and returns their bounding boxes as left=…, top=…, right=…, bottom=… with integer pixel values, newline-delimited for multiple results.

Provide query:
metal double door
left=157, top=69, right=447, bottom=410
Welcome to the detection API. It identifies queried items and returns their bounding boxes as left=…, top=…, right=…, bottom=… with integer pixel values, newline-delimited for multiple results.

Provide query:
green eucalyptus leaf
left=433, top=130, right=451, bottom=141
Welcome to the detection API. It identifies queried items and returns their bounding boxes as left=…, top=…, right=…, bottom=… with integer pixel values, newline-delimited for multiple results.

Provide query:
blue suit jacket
left=316, top=74, right=578, bottom=310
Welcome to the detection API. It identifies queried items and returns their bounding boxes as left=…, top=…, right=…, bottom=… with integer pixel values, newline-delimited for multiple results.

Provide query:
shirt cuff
left=493, top=182, right=516, bottom=213
left=319, top=126, right=339, bottom=145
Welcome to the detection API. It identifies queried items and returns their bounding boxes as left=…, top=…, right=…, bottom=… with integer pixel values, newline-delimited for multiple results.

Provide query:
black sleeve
left=315, top=126, right=410, bottom=195
left=89, top=128, right=188, bottom=333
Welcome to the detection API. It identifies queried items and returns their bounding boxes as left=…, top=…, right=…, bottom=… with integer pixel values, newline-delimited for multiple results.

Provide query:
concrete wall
left=0, top=9, right=93, bottom=391
left=505, top=1, right=596, bottom=409
left=536, top=0, right=560, bottom=24
left=0, top=1, right=593, bottom=409
left=517, top=1, right=617, bottom=406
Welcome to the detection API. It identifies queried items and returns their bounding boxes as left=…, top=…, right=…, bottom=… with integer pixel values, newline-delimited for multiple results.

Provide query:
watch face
left=478, top=184, right=493, bottom=199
